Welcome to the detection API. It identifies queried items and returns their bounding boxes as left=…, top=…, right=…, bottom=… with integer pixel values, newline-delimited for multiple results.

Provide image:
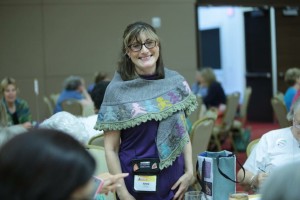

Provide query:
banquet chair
left=274, top=92, right=285, bottom=105
left=43, top=96, right=54, bottom=117
left=211, top=92, right=240, bottom=151
left=271, top=97, right=291, bottom=128
left=49, top=93, right=60, bottom=107
left=246, top=138, right=260, bottom=157
left=85, top=145, right=115, bottom=200
left=190, top=117, right=216, bottom=174
left=188, top=96, right=203, bottom=124
left=88, top=133, right=104, bottom=147
left=61, top=99, right=83, bottom=116
left=233, top=87, right=252, bottom=129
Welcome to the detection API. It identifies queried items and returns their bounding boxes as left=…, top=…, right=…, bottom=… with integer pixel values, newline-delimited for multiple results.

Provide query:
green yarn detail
left=94, top=94, right=198, bottom=131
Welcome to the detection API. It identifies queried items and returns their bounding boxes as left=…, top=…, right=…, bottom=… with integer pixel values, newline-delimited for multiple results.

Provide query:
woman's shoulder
left=15, top=98, right=29, bottom=106
left=263, top=127, right=291, bottom=140
left=285, top=87, right=297, bottom=95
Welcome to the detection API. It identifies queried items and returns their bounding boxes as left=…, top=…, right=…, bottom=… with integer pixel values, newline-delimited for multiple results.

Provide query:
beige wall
left=0, top=0, right=197, bottom=121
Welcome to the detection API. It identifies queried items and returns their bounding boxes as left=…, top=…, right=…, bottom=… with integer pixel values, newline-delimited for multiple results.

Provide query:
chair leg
left=212, top=134, right=222, bottom=151
left=229, top=131, right=237, bottom=153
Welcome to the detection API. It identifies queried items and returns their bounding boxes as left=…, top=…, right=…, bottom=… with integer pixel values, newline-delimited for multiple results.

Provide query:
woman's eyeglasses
left=128, top=40, right=156, bottom=52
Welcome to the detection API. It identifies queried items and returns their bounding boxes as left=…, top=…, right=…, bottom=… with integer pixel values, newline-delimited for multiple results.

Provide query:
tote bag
left=197, top=150, right=244, bottom=200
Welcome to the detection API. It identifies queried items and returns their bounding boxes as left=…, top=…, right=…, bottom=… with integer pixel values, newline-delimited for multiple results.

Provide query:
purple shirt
left=117, top=74, right=185, bottom=200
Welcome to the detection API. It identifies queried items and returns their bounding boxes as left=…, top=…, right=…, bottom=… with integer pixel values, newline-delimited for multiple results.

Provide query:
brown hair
left=117, top=21, right=165, bottom=81
left=199, top=67, right=217, bottom=86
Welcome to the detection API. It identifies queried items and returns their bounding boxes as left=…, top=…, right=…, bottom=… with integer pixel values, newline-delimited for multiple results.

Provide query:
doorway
left=244, top=9, right=273, bottom=122
left=196, top=6, right=274, bottom=122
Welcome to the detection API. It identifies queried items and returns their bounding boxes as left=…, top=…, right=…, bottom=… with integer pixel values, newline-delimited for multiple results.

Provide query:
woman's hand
left=97, top=172, right=129, bottom=195
left=22, top=122, right=32, bottom=129
left=256, top=172, right=268, bottom=188
left=171, top=172, right=195, bottom=200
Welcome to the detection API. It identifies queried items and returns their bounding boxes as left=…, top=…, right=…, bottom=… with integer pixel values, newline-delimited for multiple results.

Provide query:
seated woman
left=191, top=69, right=208, bottom=97
left=87, top=72, right=110, bottom=94
left=193, top=68, right=226, bottom=113
left=0, top=128, right=128, bottom=200
left=54, top=75, right=93, bottom=113
left=284, top=68, right=300, bottom=111
left=0, top=77, right=32, bottom=128
left=237, top=98, right=300, bottom=192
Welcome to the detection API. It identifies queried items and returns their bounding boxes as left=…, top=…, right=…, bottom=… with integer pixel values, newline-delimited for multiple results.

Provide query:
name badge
left=132, top=158, right=160, bottom=193
left=134, top=175, right=157, bottom=192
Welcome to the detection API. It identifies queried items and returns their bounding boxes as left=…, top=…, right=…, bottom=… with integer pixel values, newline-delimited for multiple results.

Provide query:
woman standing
left=1, top=77, right=32, bottom=128
left=95, top=22, right=197, bottom=200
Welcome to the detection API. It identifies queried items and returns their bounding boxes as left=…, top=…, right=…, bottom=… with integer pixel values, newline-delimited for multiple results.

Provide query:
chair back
left=188, top=96, right=203, bottom=124
left=271, top=97, right=291, bottom=128
left=49, top=93, right=60, bottom=107
left=88, top=134, right=104, bottom=147
left=222, top=92, right=240, bottom=131
left=246, top=138, right=260, bottom=157
left=43, top=96, right=54, bottom=116
left=190, top=117, right=215, bottom=173
left=274, top=92, right=285, bottom=105
left=61, top=99, right=83, bottom=116
left=240, top=87, right=252, bottom=125
left=85, top=145, right=115, bottom=200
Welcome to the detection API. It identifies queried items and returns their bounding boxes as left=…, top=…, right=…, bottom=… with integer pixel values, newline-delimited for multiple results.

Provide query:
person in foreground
left=0, top=128, right=128, bottom=200
left=95, top=21, right=198, bottom=200
left=1, top=77, right=32, bottom=128
left=237, top=98, right=300, bottom=192
left=260, top=161, right=300, bottom=200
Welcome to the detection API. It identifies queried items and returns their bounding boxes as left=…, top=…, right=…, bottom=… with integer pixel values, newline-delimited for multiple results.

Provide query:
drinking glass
left=229, top=192, right=249, bottom=200
left=185, top=191, right=201, bottom=200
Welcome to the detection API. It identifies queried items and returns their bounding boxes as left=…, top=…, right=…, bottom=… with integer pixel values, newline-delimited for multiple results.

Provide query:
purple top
left=117, top=74, right=185, bottom=200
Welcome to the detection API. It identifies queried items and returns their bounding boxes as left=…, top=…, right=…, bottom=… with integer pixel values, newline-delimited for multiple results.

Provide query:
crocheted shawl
left=94, top=68, right=198, bottom=169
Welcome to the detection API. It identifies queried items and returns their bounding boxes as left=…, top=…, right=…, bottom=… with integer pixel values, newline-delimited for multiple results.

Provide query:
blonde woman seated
left=237, top=98, right=300, bottom=192
left=1, top=77, right=32, bottom=128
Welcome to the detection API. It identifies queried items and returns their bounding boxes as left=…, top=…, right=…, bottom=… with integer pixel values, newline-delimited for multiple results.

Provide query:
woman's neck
left=6, top=101, right=16, bottom=113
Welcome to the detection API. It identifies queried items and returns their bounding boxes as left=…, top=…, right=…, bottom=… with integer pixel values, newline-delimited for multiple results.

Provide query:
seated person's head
left=284, top=68, right=300, bottom=87
left=198, top=67, right=216, bottom=86
left=64, top=75, right=84, bottom=91
left=39, top=111, right=89, bottom=144
left=261, top=162, right=300, bottom=200
left=94, top=72, right=109, bottom=84
left=91, top=81, right=110, bottom=113
left=0, top=128, right=96, bottom=200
